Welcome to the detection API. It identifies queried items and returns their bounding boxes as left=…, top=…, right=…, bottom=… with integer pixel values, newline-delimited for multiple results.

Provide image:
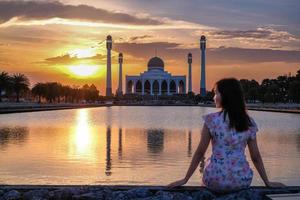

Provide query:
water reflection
left=147, top=129, right=164, bottom=154
left=68, top=109, right=102, bottom=163
left=118, top=128, right=123, bottom=159
left=297, top=134, right=300, bottom=152
left=188, top=130, right=192, bottom=157
left=0, top=126, right=29, bottom=149
left=105, top=126, right=112, bottom=176
left=75, top=109, right=92, bottom=154
left=0, top=107, right=299, bottom=185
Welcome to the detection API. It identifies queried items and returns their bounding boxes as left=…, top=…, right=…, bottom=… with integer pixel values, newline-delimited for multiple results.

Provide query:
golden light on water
left=68, top=109, right=99, bottom=162
left=75, top=109, right=92, bottom=153
left=66, top=109, right=108, bottom=167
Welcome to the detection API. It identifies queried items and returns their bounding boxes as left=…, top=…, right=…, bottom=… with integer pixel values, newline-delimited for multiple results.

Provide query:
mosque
left=104, top=35, right=207, bottom=96
left=126, top=57, right=186, bottom=95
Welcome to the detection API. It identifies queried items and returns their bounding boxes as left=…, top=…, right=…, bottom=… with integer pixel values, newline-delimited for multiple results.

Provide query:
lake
left=0, top=106, right=299, bottom=186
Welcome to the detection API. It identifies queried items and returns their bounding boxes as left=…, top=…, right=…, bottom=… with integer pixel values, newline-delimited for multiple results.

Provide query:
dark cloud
left=0, top=1, right=163, bottom=25
left=211, top=29, right=273, bottom=39
left=114, top=42, right=180, bottom=58
left=41, top=41, right=300, bottom=67
left=114, top=42, right=300, bottom=65
left=43, top=53, right=106, bottom=65
left=45, top=54, right=78, bottom=64
left=206, top=27, right=298, bottom=41
left=129, top=35, right=153, bottom=41
left=109, top=0, right=300, bottom=34
left=207, top=47, right=300, bottom=64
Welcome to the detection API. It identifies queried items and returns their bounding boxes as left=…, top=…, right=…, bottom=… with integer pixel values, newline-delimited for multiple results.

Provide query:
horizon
left=0, top=0, right=300, bottom=95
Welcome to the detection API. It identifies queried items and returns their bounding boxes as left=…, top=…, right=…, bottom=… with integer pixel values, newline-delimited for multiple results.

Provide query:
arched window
left=170, top=80, right=176, bottom=94
left=144, top=80, right=151, bottom=94
left=153, top=80, right=159, bottom=95
left=161, top=80, right=167, bottom=94
left=136, top=80, right=142, bottom=94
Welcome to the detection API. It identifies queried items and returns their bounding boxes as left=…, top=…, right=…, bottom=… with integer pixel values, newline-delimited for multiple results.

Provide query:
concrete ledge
left=0, top=185, right=299, bottom=200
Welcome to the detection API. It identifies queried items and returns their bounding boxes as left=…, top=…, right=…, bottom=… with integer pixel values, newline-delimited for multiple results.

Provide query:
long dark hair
left=214, top=78, right=253, bottom=132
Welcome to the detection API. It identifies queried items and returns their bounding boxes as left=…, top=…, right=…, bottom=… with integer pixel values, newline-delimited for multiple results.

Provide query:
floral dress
left=201, top=111, right=259, bottom=192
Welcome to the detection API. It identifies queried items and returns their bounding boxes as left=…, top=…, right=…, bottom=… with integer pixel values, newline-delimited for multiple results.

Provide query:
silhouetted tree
left=11, top=73, right=29, bottom=102
left=0, top=71, right=11, bottom=102
left=44, top=82, right=61, bottom=103
left=31, top=83, right=46, bottom=103
left=240, top=79, right=259, bottom=103
left=288, top=80, right=300, bottom=103
left=62, top=85, right=72, bottom=103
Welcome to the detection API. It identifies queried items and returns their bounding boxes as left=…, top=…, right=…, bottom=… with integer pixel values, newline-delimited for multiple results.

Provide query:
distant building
left=106, top=35, right=112, bottom=96
left=188, top=53, right=192, bottom=93
left=104, top=35, right=207, bottom=96
left=116, top=53, right=123, bottom=96
left=200, top=35, right=206, bottom=96
left=125, top=57, right=186, bottom=95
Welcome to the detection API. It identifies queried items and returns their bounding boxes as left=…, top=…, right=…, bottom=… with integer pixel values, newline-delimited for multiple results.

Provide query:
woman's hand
left=266, top=181, right=286, bottom=188
left=166, top=178, right=187, bottom=189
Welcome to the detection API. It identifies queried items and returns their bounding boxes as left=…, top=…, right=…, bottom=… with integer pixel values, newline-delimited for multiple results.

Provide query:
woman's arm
left=248, top=137, right=285, bottom=187
left=166, top=124, right=211, bottom=188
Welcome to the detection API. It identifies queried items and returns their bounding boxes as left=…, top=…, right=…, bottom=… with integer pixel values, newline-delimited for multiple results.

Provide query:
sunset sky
left=0, top=0, right=300, bottom=94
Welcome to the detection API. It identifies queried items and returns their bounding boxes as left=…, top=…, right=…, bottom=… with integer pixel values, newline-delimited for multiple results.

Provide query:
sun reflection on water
left=75, top=109, right=91, bottom=152
left=68, top=109, right=98, bottom=162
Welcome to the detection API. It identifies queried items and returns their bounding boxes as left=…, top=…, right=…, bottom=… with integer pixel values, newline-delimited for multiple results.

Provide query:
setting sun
left=68, top=64, right=100, bottom=78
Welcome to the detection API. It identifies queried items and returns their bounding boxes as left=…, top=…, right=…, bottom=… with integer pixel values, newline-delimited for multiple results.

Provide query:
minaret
left=106, top=35, right=112, bottom=96
left=188, top=53, right=192, bottom=93
left=117, top=53, right=123, bottom=95
left=200, top=35, right=206, bottom=96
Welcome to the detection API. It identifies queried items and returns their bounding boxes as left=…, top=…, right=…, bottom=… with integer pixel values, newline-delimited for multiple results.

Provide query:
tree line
left=0, top=71, right=101, bottom=103
left=193, top=69, right=300, bottom=104
left=1, top=69, right=299, bottom=103
left=31, top=82, right=100, bottom=103
left=239, top=69, right=300, bottom=103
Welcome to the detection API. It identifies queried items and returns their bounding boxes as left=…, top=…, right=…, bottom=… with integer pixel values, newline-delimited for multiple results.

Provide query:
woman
left=167, top=78, right=285, bottom=193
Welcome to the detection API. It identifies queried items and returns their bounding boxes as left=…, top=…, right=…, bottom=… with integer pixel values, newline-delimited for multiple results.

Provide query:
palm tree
left=62, top=85, right=72, bottom=103
left=31, top=83, right=45, bottom=103
left=0, top=71, right=11, bottom=102
left=44, top=82, right=61, bottom=103
left=11, top=73, right=30, bottom=102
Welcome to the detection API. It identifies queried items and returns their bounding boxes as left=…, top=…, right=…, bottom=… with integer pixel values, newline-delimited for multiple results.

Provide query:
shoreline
left=0, top=185, right=299, bottom=200
left=0, top=104, right=107, bottom=114
left=0, top=103, right=299, bottom=114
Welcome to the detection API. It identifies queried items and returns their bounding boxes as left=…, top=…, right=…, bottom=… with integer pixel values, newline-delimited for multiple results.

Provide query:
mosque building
left=105, top=35, right=207, bottom=96
left=125, top=56, right=186, bottom=95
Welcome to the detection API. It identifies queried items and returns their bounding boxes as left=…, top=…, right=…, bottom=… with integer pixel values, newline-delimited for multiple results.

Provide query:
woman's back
left=202, top=111, right=258, bottom=192
left=167, top=78, right=285, bottom=191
